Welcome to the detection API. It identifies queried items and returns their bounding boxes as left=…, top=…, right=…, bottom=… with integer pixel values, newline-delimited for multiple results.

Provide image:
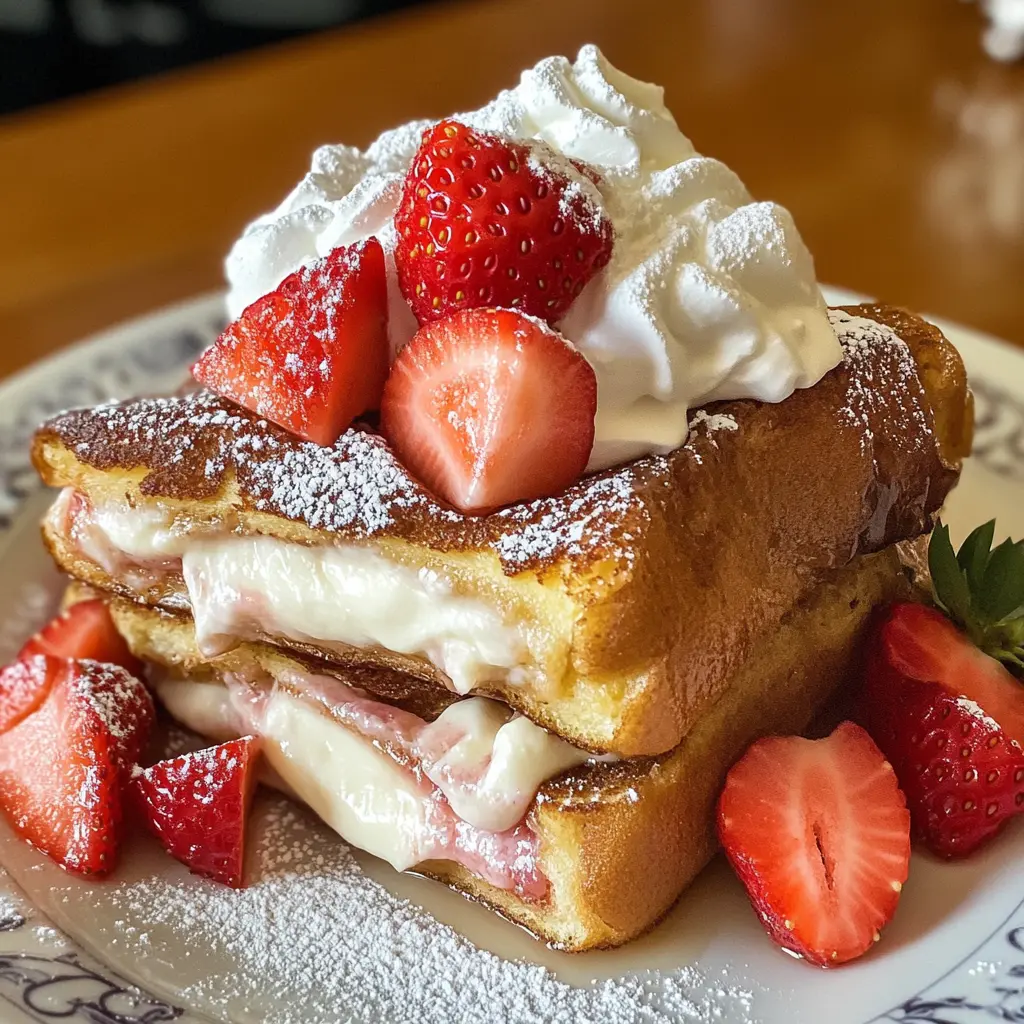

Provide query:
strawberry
left=0, top=657, right=154, bottom=877
left=858, top=521, right=1024, bottom=858
left=717, top=721, right=910, bottom=967
left=193, top=238, right=389, bottom=446
left=130, top=736, right=260, bottom=888
left=394, top=120, right=613, bottom=326
left=380, top=308, right=597, bottom=512
left=19, top=599, right=142, bottom=677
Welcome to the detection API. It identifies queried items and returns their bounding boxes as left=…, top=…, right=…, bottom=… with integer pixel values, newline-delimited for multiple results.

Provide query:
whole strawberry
left=860, top=521, right=1024, bottom=858
left=394, top=120, right=613, bottom=326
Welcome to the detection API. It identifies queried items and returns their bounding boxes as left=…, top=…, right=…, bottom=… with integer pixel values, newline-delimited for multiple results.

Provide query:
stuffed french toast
left=7, top=47, right=1009, bottom=969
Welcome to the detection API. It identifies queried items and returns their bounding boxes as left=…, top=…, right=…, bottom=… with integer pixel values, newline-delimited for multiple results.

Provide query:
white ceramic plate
left=0, top=288, right=1022, bottom=1024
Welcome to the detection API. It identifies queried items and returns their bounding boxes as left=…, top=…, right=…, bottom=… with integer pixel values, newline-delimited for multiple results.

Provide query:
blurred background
left=0, top=0, right=1022, bottom=378
left=0, top=0, right=436, bottom=115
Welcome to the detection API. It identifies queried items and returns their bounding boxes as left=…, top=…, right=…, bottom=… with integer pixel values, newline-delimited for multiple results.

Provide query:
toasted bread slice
left=104, top=544, right=915, bottom=950
left=33, top=305, right=969, bottom=757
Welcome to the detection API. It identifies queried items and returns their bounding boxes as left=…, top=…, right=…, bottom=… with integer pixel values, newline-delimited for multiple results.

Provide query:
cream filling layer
left=155, top=675, right=587, bottom=899
left=59, top=490, right=531, bottom=695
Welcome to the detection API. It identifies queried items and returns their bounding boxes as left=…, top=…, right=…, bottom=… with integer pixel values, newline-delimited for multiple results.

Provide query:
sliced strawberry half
left=380, top=308, right=597, bottom=512
left=717, top=721, right=910, bottom=967
left=130, top=736, right=260, bottom=888
left=861, top=601, right=1024, bottom=858
left=193, top=238, right=389, bottom=446
left=394, top=119, right=614, bottom=326
left=0, top=657, right=154, bottom=877
left=19, top=599, right=142, bottom=677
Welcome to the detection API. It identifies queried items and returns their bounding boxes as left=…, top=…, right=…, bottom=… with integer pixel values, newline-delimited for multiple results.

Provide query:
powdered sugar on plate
left=72, top=797, right=758, bottom=1024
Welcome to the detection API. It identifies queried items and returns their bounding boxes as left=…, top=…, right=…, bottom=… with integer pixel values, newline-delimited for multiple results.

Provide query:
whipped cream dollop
left=226, top=45, right=841, bottom=470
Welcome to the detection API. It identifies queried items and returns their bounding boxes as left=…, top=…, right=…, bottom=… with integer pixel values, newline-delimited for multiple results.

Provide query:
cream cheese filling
left=57, top=489, right=532, bottom=695
left=154, top=673, right=589, bottom=899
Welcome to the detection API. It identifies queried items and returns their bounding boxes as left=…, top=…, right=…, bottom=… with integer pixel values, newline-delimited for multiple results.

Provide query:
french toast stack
left=30, top=303, right=972, bottom=950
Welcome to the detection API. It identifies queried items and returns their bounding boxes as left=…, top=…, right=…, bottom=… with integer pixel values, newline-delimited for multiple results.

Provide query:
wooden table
left=1, top=0, right=1022, bottom=380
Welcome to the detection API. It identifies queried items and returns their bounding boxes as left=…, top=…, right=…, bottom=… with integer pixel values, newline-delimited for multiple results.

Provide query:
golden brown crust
left=33, top=305, right=963, bottom=577
left=34, top=305, right=968, bottom=757
left=106, top=545, right=914, bottom=950
left=838, top=305, right=974, bottom=467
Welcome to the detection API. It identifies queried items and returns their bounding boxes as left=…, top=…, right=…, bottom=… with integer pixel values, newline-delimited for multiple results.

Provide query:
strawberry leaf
left=979, top=538, right=1024, bottom=623
left=957, top=519, right=995, bottom=594
left=929, top=523, right=975, bottom=628
left=929, top=520, right=1024, bottom=680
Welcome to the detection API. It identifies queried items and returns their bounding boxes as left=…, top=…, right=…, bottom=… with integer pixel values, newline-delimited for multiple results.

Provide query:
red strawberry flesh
left=877, top=602, right=1024, bottom=746
left=380, top=308, right=597, bottom=512
left=193, top=238, right=389, bottom=446
left=717, top=721, right=910, bottom=967
left=394, top=120, right=613, bottom=326
left=0, top=655, right=58, bottom=733
left=19, top=599, right=142, bottom=677
left=0, top=657, right=154, bottom=877
left=131, top=736, right=260, bottom=888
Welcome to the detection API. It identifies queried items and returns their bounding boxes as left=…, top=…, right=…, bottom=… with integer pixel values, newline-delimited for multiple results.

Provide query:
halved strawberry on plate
left=131, top=736, right=261, bottom=888
left=860, top=521, right=1024, bottom=858
left=380, top=307, right=598, bottom=513
left=0, top=656, right=154, bottom=876
left=717, top=721, right=910, bottom=967
left=193, top=237, right=389, bottom=446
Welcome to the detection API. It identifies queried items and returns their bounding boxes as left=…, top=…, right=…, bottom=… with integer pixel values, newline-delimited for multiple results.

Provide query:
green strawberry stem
left=929, top=520, right=1024, bottom=677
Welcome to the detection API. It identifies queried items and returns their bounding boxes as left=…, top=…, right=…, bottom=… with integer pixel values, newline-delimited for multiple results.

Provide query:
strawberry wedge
left=131, top=737, right=261, bottom=888
left=194, top=238, right=389, bottom=446
left=19, top=599, right=142, bottom=676
left=0, top=657, right=154, bottom=877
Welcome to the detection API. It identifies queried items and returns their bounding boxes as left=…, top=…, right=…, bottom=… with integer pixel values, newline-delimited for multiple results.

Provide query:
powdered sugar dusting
left=52, top=389, right=448, bottom=531
left=134, top=740, right=249, bottom=806
left=72, top=660, right=151, bottom=742
left=493, top=471, right=641, bottom=568
left=87, top=797, right=757, bottom=1024
left=688, top=410, right=739, bottom=437
left=248, top=431, right=440, bottom=534
left=829, top=309, right=932, bottom=455
left=522, top=139, right=608, bottom=236
left=956, top=696, right=1003, bottom=732
left=0, top=872, right=24, bottom=928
